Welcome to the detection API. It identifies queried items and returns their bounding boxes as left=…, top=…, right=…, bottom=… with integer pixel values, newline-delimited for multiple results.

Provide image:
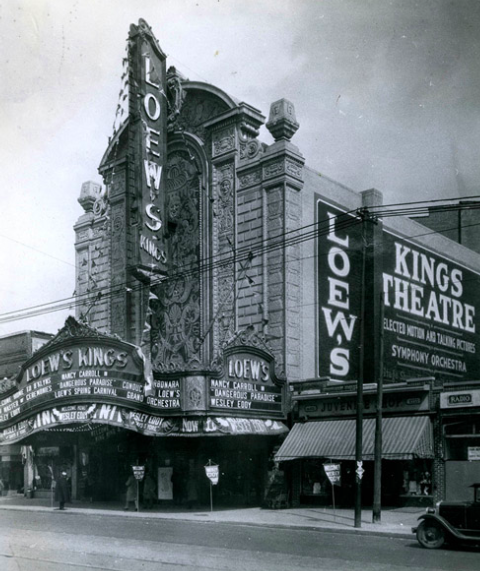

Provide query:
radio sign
left=449, top=394, right=472, bottom=405
left=440, top=389, right=480, bottom=409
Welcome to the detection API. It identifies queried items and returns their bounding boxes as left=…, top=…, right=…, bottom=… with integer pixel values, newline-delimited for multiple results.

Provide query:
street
left=0, top=509, right=479, bottom=571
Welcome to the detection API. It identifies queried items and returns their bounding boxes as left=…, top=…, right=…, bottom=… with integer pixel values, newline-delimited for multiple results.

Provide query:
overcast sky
left=1, top=0, right=479, bottom=338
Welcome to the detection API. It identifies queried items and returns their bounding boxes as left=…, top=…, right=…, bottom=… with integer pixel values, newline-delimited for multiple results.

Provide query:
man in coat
left=55, top=471, right=69, bottom=510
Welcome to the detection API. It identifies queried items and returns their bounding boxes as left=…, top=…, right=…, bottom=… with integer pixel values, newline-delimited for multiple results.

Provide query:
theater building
left=1, top=19, right=480, bottom=508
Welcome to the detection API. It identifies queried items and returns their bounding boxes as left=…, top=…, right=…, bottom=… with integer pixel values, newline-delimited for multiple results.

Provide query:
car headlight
left=426, top=507, right=436, bottom=514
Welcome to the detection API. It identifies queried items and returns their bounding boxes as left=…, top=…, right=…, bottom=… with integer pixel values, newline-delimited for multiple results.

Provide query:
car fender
left=416, top=514, right=474, bottom=542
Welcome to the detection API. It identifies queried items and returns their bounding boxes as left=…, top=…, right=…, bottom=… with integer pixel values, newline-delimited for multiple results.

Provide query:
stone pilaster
left=205, top=104, right=265, bottom=357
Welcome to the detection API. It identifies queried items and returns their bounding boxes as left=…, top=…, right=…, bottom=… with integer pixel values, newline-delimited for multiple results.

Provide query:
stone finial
left=266, top=98, right=299, bottom=141
left=78, top=181, right=102, bottom=212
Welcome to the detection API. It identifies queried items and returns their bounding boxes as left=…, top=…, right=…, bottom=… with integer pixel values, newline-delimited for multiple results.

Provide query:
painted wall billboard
left=317, top=199, right=363, bottom=382
left=382, top=231, right=479, bottom=383
left=318, top=198, right=480, bottom=384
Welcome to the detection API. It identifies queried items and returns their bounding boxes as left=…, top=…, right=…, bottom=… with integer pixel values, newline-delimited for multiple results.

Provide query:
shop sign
left=209, top=351, right=284, bottom=416
left=440, top=389, right=480, bottom=409
left=129, top=20, right=167, bottom=272
left=317, top=199, right=362, bottom=382
left=299, top=391, right=429, bottom=418
left=323, top=463, right=341, bottom=486
left=0, top=405, right=288, bottom=445
left=205, top=464, right=219, bottom=485
left=467, top=447, right=480, bottom=461
left=382, top=231, right=479, bottom=383
left=132, top=465, right=145, bottom=480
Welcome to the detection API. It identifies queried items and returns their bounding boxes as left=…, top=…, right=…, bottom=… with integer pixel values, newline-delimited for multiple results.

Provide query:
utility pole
left=354, top=208, right=368, bottom=528
left=372, top=291, right=385, bottom=523
left=355, top=197, right=382, bottom=528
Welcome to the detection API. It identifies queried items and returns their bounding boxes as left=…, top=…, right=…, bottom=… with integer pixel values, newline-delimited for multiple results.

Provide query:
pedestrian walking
left=55, top=471, right=69, bottom=510
left=142, top=471, right=156, bottom=509
left=124, top=473, right=138, bottom=511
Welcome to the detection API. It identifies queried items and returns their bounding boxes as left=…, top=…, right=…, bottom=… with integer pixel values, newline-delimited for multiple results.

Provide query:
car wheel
left=416, top=521, right=445, bottom=549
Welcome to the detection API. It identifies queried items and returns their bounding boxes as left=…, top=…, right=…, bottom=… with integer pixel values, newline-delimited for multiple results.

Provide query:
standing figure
left=55, top=471, right=69, bottom=510
left=142, top=471, right=156, bottom=509
left=124, top=474, right=138, bottom=511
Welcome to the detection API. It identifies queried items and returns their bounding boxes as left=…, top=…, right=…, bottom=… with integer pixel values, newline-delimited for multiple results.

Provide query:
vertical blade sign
left=129, top=20, right=168, bottom=274
left=317, top=199, right=362, bottom=382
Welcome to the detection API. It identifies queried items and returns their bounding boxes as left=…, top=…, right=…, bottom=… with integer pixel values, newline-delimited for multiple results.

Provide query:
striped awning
left=274, top=416, right=433, bottom=462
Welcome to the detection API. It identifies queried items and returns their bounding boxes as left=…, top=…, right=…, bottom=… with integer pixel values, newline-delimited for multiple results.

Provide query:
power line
left=1, top=203, right=478, bottom=324
left=0, top=199, right=479, bottom=326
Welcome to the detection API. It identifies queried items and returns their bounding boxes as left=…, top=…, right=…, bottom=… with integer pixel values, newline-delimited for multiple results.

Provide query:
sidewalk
left=0, top=494, right=422, bottom=539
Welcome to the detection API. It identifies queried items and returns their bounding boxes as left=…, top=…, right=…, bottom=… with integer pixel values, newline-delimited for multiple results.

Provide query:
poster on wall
left=382, top=231, right=480, bottom=383
left=467, top=447, right=480, bottom=461
left=157, top=467, right=173, bottom=499
left=317, top=199, right=363, bottom=382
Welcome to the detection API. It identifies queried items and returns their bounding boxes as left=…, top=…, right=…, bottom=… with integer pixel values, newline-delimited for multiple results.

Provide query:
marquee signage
left=129, top=20, right=168, bottom=272
left=382, top=231, right=479, bottom=383
left=0, top=338, right=181, bottom=428
left=0, top=404, right=288, bottom=444
left=209, top=351, right=284, bottom=416
left=317, top=199, right=362, bottom=381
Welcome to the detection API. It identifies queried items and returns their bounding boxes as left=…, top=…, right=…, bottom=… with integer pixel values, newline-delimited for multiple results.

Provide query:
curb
left=0, top=503, right=414, bottom=540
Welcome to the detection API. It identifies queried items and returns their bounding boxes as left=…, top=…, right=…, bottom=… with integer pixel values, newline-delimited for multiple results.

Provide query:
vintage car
left=413, top=484, right=480, bottom=549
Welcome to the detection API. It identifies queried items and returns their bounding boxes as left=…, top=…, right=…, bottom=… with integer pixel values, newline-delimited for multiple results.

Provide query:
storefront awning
left=274, top=416, right=433, bottom=462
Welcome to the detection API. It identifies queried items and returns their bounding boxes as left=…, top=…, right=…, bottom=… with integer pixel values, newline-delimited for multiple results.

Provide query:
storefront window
left=401, top=460, right=432, bottom=496
left=301, top=459, right=330, bottom=501
left=444, top=419, right=480, bottom=461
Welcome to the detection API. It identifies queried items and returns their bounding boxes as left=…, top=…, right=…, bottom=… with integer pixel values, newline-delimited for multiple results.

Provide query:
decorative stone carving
left=239, top=139, right=262, bottom=160
left=37, top=317, right=120, bottom=352
left=185, top=376, right=206, bottom=410
left=238, top=170, right=261, bottom=189
left=216, top=163, right=234, bottom=234
left=263, top=160, right=285, bottom=179
left=78, top=181, right=102, bottom=213
left=0, top=377, right=16, bottom=394
left=151, top=150, right=203, bottom=371
left=285, top=159, right=303, bottom=179
left=176, top=92, right=229, bottom=140
left=266, top=98, right=299, bottom=141
left=213, top=127, right=235, bottom=157
left=166, top=67, right=187, bottom=133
